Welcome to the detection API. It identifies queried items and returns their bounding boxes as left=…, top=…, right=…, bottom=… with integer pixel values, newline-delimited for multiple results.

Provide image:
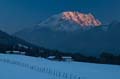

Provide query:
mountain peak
left=38, top=11, right=102, bottom=31
left=61, top=11, right=102, bottom=26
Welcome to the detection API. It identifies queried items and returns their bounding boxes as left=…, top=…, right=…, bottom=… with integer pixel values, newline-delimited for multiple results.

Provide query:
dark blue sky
left=0, top=0, right=120, bottom=33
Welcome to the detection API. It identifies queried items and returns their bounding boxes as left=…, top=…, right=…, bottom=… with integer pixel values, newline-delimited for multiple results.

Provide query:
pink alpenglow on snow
left=39, top=11, right=102, bottom=31
left=62, top=11, right=102, bottom=27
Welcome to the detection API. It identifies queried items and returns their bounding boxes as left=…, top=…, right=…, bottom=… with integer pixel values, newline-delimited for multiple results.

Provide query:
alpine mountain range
left=12, top=11, right=120, bottom=56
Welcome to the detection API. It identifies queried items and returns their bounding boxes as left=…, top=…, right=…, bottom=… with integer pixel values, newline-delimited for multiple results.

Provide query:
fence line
left=0, top=58, right=81, bottom=79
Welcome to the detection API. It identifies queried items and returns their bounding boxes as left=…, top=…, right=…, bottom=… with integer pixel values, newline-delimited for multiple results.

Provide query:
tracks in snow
left=0, top=58, right=81, bottom=79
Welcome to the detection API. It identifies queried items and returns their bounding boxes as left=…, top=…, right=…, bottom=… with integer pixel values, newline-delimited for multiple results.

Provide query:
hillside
left=0, top=54, right=120, bottom=79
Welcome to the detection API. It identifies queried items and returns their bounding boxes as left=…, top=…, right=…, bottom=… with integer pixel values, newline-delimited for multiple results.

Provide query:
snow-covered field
left=0, top=54, right=120, bottom=79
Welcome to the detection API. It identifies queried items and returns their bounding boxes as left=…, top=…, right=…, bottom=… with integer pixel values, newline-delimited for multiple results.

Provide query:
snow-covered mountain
left=36, top=11, right=102, bottom=31
left=14, top=11, right=120, bottom=56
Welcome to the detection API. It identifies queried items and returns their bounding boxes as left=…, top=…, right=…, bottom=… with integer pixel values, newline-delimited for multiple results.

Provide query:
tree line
left=0, top=43, right=120, bottom=65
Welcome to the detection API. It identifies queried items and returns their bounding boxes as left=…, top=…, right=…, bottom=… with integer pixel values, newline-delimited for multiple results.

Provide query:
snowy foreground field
left=0, top=54, right=120, bottom=79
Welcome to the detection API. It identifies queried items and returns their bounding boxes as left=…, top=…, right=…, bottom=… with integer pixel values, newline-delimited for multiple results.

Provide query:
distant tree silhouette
left=100, top=52, right=114, bottom=64
left=100, top=52, right=120, bottom=65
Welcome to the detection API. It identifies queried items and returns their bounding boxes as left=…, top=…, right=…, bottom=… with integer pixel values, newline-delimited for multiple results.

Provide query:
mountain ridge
left=14, top=11, right=120, bottom=56
left=36, top=11, right=102, bottom=31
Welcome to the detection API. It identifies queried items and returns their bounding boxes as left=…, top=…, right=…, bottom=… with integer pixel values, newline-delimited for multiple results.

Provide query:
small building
left=5, top=50, right=26, bottom=55
left=47, top=56, right=56, bottom=60
left=5, top=51, right=12, bottom=54
left=12, top=51, right=26, bottom=55
left=20, top=52, right=26, bottom=55
left=62, top=56, right=73, bottom=62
